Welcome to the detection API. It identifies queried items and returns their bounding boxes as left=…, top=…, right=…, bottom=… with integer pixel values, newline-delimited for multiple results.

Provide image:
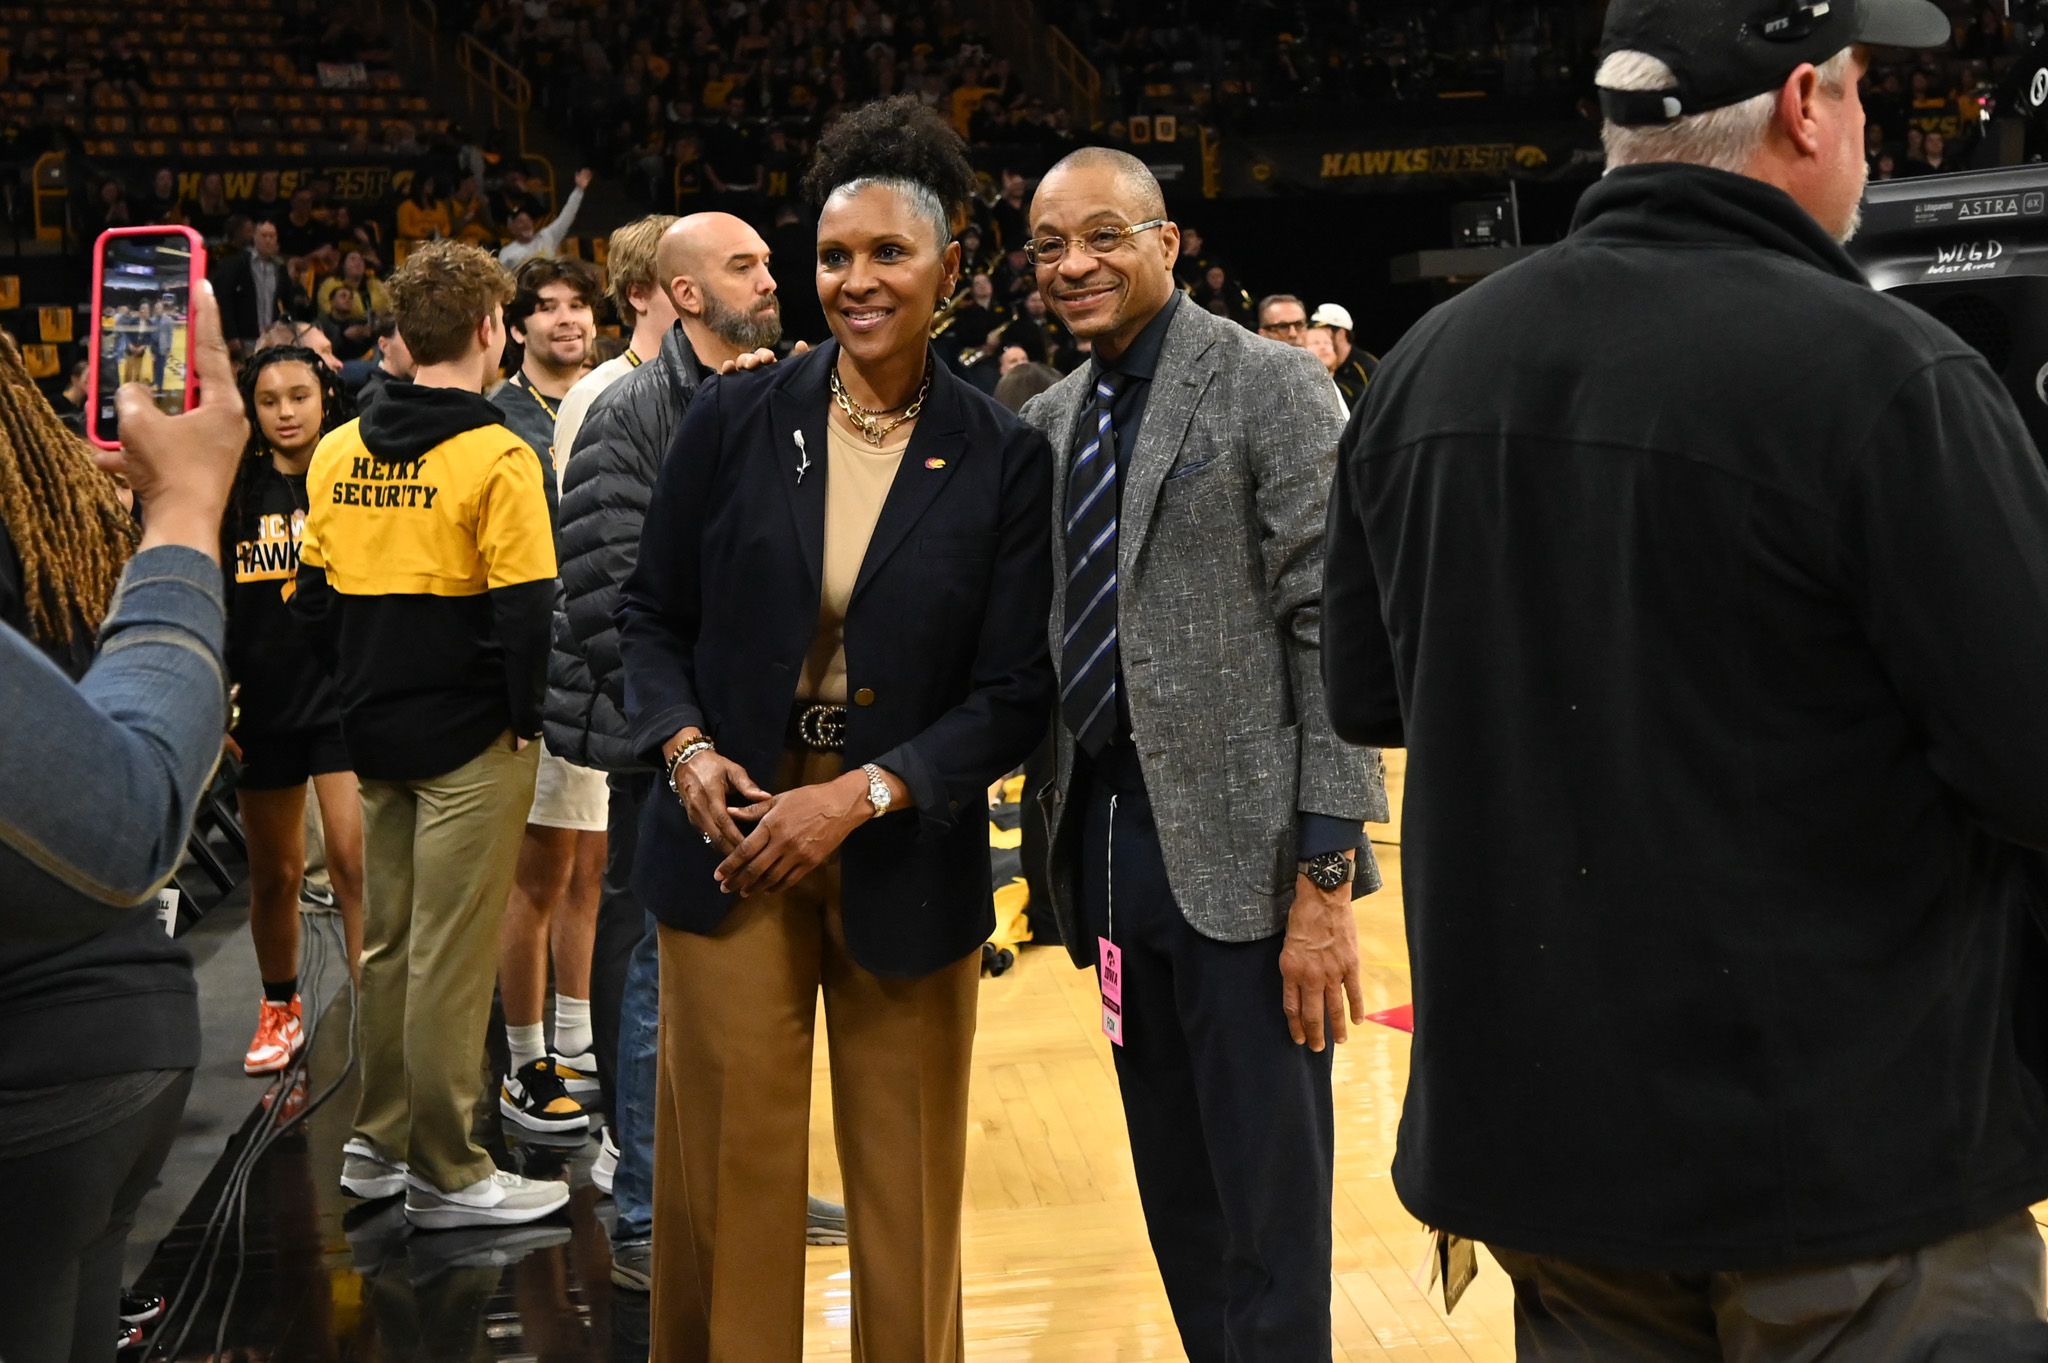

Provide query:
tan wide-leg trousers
left=650, top=755, right=980, bottom=1363
left=352, top=735, right=538, bottom=1192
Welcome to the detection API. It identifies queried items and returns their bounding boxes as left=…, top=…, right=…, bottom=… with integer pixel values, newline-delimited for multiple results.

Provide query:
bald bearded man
left=546, top=213, right=846, bottom=1290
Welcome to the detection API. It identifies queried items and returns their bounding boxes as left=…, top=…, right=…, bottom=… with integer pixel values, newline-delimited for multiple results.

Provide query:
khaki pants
left=352, top=736, right=538, bottom=1192
left=1490, top=1210, right=2048, bottom=1362
left=651, top=754, right=980, bottom=1363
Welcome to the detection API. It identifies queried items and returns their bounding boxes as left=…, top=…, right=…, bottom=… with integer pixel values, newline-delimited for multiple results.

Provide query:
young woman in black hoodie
left=223, top=346, right=364, bottom=1075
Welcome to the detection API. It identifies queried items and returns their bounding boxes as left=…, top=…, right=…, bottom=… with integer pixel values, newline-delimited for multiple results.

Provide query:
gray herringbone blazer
left=1022, top=300, right=1388, bottom=966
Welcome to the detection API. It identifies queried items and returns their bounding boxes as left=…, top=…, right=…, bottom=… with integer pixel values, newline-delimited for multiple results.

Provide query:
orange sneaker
left=244, top=996, right=304, bottom=1075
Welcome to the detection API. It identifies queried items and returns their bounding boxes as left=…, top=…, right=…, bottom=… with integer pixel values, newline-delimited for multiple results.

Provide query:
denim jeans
left=612, top=910, right=660, bottom=1245
left=600, top=772, right=658, bottom=1247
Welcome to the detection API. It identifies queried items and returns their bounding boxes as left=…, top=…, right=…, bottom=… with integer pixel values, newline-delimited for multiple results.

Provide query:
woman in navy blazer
left=615, top=97, right=1053, bottom=1360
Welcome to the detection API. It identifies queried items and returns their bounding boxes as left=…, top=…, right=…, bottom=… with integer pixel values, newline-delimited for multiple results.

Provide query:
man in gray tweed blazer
left=1020, top=148, right=1387, bottom=1362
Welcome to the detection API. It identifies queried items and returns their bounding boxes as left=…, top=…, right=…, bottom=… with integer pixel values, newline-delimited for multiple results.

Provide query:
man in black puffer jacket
left=545, top=210, right=846, bottom=1288
left=546, top=316, right=706, bottom=778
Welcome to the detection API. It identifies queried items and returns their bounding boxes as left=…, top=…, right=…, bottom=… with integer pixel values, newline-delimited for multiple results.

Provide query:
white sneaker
left=404, top=1169, right=571, bottom=1231
left=340, top=1137, right=410, bottom=1200
left=551, top=1049, right=601, bottom=1099
left=592, top=1127, right=618, bottom=1196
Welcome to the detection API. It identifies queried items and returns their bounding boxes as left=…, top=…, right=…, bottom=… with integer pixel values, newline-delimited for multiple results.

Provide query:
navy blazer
left=616, top=340, right=1056, bottom=976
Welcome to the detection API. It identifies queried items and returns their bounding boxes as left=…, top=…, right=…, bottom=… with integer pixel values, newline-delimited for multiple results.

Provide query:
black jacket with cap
left=543, top=324, right=704, bottom=774
left=1324, top=162, right=2048, bottom=1270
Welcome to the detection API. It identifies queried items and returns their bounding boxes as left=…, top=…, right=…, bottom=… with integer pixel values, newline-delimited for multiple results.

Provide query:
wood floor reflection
left=797, top=750, right=1519, bottom=1361
left=147, top=750, right=1537, bottom=1361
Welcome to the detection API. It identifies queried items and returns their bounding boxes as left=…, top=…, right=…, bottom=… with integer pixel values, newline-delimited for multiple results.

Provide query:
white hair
left=824, top=176, right=951, bottom=250
left=1598, top=48, right=1855, bottom=174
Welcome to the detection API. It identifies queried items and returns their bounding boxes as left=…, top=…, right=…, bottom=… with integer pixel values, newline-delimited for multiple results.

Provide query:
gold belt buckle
left=799, top=704, right=848, bottom=750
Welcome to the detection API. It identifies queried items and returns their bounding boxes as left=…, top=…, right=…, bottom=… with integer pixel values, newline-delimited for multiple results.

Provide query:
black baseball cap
left=1598, top=0, right=1952, bottom=127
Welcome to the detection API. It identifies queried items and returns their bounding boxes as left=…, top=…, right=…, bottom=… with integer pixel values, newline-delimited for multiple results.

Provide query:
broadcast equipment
left=1853, top=164, right=2048, bottom=453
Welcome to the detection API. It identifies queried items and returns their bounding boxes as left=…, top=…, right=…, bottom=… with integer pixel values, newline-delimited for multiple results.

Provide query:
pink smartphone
left=86, top=225, right=208, bottom=451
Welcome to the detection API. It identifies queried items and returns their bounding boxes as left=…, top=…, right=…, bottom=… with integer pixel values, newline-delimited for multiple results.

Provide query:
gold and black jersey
left=294, top=385, right=559, bottom=780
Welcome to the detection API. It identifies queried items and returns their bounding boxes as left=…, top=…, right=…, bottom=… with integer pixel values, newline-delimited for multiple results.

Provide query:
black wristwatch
left=1299, top=851, right=1354, bottom=891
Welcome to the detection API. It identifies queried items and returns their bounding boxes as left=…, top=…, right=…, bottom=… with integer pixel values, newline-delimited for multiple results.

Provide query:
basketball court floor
left=129, top=751, right=1518, bottom=1359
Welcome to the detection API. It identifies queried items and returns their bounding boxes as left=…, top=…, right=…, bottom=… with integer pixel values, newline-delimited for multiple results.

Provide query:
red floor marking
left=1367, top=1003, right=1414, bottom=1033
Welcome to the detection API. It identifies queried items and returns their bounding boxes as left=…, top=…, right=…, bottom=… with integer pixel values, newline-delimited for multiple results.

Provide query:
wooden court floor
left=793, top=751, right=1521, bottom=1360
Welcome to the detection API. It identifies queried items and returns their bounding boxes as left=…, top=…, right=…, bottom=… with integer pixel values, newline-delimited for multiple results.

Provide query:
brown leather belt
left=788, top=702, right=848, bottom=752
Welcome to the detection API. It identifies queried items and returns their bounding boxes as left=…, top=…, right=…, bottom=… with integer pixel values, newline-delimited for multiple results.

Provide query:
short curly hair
left=800, top=95, right=976, bottom=247
left=388, top=239, right=514, bottom=367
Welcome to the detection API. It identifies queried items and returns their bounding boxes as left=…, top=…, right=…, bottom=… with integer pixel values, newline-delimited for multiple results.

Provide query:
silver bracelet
left=664, top=737, right=716, bottom=800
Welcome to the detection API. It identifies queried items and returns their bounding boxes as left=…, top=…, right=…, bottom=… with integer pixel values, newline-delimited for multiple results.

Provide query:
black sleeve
left=1838, top=355, right=2048, bottom=850
left=618, top=379, right=724, bottom=760
left=289, top=559, right=340, bottom=673
left=491, top=579, right=555, bottom=739
left=561, top=392, right=664, bottom=661
left=1322, top=399, right=1405, bottom=748
left=872, top=421, right=1057, bottom=837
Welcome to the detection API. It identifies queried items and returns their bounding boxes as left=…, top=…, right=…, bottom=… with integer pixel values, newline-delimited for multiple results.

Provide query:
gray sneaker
left=408, top=1222, right=573, bottom=1284
left=806, top=1195, right=848, bottom=1246
left=405, top=1169, right=571, bottom=1231
left=340, top=1138, right=410, bottom=1200
left=610, top=1238, right=651, bottom=1292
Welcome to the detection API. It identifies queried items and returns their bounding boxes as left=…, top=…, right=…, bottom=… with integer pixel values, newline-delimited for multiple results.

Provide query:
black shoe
left=610, top=1239, right=652, bottom=1292
left=119, top=1291, right=166, bottom=1326
left=117, top=1323, right=145, bottom=1353
left=499, top=1058, right=590, bottom=1135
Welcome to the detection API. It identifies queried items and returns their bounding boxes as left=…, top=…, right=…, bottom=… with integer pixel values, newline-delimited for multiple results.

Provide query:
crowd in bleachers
left=1045, top=0, right=1600, bottom=131
left=1864, top=3, right=2028, bottom=180
left=1040, top=0, right=2029, bottom=142
left=454, top=0, right=1088, bottom=214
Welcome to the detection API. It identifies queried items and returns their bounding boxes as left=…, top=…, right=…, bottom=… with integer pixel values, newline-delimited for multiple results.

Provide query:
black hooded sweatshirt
left=292, top=382, right=557, bottom=781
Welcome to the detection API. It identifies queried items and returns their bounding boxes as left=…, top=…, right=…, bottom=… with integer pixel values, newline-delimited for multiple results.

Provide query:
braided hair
left=0, top=329, right=138, bottom=646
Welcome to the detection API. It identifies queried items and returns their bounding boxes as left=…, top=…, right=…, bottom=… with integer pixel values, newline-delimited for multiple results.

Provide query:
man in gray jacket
left=1020, top=148, right=1386, bottom=1362
left=543, top=211, right=842, bottom=1291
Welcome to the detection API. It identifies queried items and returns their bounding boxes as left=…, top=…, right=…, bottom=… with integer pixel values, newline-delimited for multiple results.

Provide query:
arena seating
left=5, top=1, right=448, bottom=162
left=450, top=0, right=1087, bottom=212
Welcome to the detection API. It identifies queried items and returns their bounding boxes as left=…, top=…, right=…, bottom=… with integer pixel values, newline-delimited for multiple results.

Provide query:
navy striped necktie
left=1062, top=373, right=1121, bottom=755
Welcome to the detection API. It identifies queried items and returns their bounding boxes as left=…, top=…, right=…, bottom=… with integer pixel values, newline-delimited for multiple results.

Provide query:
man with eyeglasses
left=1018, top=145, right=1387, bottom=1363
left=1255, top=293, right=1312, bottom=347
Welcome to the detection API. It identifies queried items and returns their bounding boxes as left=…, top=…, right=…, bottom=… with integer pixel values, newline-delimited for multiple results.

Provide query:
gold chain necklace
left=830, top=362, right=930, bottom=447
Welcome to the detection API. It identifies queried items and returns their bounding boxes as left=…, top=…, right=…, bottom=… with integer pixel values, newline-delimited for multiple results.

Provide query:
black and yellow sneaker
left=499, top=1058, right=589, bottom=1135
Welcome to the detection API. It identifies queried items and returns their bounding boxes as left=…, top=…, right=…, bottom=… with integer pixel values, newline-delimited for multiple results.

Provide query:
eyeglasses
left=1024, top=219, right=1169, bottom=267
left=1259, top=319, right=1309, bottom=336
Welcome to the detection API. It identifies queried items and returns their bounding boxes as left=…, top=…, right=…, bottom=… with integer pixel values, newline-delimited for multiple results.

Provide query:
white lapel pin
left=794, top=429, right=811, bottom=484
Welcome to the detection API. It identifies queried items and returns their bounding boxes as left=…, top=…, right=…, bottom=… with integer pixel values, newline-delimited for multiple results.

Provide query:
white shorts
left=529, top=741, right=609, bottom=832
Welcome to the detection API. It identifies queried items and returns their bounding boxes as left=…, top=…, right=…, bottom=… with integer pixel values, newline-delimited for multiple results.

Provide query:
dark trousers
left=589, top=771, right=650, bottom=1123
left=1491, top=1210, right=2048, bottom=1362
left=0, top=1069, right=193, bottom=1363
left=1078, top=756, right=1335, bottom=1363
left=1020, top=733, right=1058, bottom=947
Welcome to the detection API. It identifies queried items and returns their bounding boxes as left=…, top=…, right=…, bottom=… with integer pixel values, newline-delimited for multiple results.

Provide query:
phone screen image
left=89, top=228, right=204, bottom=448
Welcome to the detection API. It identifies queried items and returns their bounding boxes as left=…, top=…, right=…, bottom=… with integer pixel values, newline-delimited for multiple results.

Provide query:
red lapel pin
left=925, top=457, right=947, bottom=470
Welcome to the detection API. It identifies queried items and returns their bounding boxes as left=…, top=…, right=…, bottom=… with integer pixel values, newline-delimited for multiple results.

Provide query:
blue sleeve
left=0, top=546, right=229, bottom=906
left=1295, top=811, right=1362, bottom=858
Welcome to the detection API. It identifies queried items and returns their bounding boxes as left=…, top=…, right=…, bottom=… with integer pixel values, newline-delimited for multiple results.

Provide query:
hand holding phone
left=90, top=279, right=250, bottom=562
left=86, top=226, right=208, bottom=451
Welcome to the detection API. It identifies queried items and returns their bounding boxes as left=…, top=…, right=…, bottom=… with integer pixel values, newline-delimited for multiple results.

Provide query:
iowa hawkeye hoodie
left=293, top=383, right=557, bottom=781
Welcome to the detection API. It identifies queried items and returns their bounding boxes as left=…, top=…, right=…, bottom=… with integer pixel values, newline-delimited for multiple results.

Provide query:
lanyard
left=513, top=374, right=559, bottom=421
left=625, top=349, right=643, bottom=368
